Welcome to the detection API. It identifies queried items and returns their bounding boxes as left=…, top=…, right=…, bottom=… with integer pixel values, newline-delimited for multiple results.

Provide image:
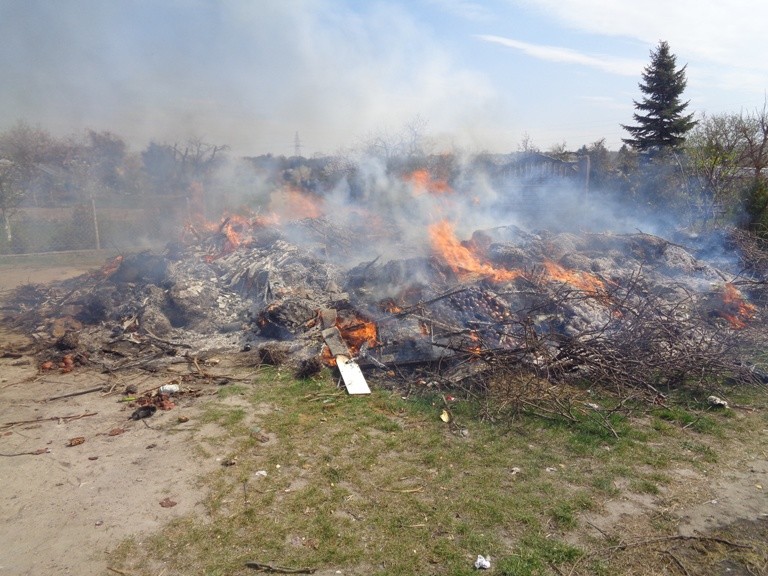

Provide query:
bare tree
left=736, top=100, right=768, bottom=178
left=685, top=112, right=744, bottom=225
left=517, top=132, right=539, bottom=154
left=735, top=100, right=768, bottom=232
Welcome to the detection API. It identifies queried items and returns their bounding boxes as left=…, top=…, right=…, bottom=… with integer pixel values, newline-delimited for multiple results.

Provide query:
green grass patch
left=109, top=373, right=768, bottom=576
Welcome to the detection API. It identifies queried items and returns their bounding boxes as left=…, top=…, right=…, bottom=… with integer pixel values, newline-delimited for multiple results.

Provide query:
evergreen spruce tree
left=622, top=41, right=696, bottom=153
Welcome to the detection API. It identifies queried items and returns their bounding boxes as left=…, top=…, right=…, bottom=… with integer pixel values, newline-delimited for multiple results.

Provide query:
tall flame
left=429, top=221, right=523, bottom=282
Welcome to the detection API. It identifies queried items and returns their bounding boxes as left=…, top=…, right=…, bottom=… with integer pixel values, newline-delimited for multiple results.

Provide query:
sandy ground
left=0, top=263, right=767, bottom=575
left=0, top=263, right=228, bottom=575
left=0, top=363, right=217, bottom=575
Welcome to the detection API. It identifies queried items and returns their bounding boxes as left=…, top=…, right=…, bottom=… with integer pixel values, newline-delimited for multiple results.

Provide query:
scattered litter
left=545, top=467, right=557, bottom=473
left=159, top=497, right=177, bottom=508
left=440, top=409, right=451, bottom=423
left=707, top=395, right=729, bottom=408
left=584, top=402, right=600, bottom=410
left=95, top=520, right=103, bottom=526
left=474, top=555, right=491, bottom=569
left=66, top=436, right=85, bottom=447
left=510, top=467, right=522, bottom=475
left=129, top=405, right=157, bottom=420
left=254, top=470, right=268, bottom=478
left=159, top=384, right=180, bottom=395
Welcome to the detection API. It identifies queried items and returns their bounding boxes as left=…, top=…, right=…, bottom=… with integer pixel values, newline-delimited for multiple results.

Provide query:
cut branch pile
left=2, top=222, right=766, bottom=416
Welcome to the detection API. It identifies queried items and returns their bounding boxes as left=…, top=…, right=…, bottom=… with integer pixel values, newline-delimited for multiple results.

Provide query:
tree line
left=1, top=39, right=768, bottom=253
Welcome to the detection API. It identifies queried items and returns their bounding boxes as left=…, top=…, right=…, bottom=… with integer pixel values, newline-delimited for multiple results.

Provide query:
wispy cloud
left=477, top=35, right=643, bottom=75
left=517, top=0, right=768, bottom=74
left=426, top=0, right=494, bottom=21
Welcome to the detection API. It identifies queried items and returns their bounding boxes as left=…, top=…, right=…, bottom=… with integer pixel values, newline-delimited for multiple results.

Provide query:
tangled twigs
left=600, top=534, right=753, bottom=552
left=566, top=535, right=754, bottom=576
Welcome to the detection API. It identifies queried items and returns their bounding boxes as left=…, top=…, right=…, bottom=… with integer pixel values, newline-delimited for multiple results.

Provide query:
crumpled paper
left=474, top=554, right=491, bottom=569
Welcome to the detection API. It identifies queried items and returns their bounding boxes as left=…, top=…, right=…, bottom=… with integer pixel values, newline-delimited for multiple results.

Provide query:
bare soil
left=0, top=263, right=229, bottom=576
left=0, top=263, right=767, bottom=575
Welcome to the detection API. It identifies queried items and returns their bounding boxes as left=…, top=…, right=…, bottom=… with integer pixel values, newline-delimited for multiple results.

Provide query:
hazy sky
left=2, top=0, right=766, bottom=156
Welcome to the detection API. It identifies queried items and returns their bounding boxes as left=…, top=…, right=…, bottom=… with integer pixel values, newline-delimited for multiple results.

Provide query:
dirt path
left=0, top=262, right=224, bottom=575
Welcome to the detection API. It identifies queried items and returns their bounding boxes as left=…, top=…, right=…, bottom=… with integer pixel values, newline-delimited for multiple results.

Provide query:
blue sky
left=1, top=0, right=766, bottom=155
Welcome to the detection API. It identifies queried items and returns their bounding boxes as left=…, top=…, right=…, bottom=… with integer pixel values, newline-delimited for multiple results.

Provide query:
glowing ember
left=100, top=255, right=123, bottom=276
left=720, top=283, right=756, bottom=329
left=541, top=259, right=606, bottom=294
left=405, top=169, right=452, bottom=195
left=466, top=330, right=483, bottom=356
left=429, top=221, right=523, bottom=282
left=380, top=299, right=403, bottom=314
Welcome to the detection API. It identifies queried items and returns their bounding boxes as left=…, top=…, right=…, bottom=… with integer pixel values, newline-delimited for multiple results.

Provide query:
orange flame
left=339, top=315, right=378, bottom=354
left=405, top=169, right=452, bottom=196
left=220, top=214, right=251, bottom=251
left=100, top=255, right=123, bottom=276
left=466, top=330, right=483, bottom=356
left=323, top=313, right=379, bottom=366
left=429, top=221, right=523, bottom=282
left=720, top=283, right=756, bottom=329
left=541, top=260, right=606, bottom=294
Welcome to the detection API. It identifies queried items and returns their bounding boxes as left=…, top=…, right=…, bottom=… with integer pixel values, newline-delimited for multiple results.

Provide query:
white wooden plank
left=336, top=354, right=371, bottom=395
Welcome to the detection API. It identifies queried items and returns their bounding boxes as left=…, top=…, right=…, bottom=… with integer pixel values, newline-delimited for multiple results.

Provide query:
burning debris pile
left=3, top=208, right=766, bottom=404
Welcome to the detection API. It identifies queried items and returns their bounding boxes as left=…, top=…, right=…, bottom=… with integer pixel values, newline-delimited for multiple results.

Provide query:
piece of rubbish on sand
left=130, top=405, right=157, bottom=420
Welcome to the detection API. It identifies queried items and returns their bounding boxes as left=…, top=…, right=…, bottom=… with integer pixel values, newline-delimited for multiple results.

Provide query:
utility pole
left=293, top=132, right=303, bottom=157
